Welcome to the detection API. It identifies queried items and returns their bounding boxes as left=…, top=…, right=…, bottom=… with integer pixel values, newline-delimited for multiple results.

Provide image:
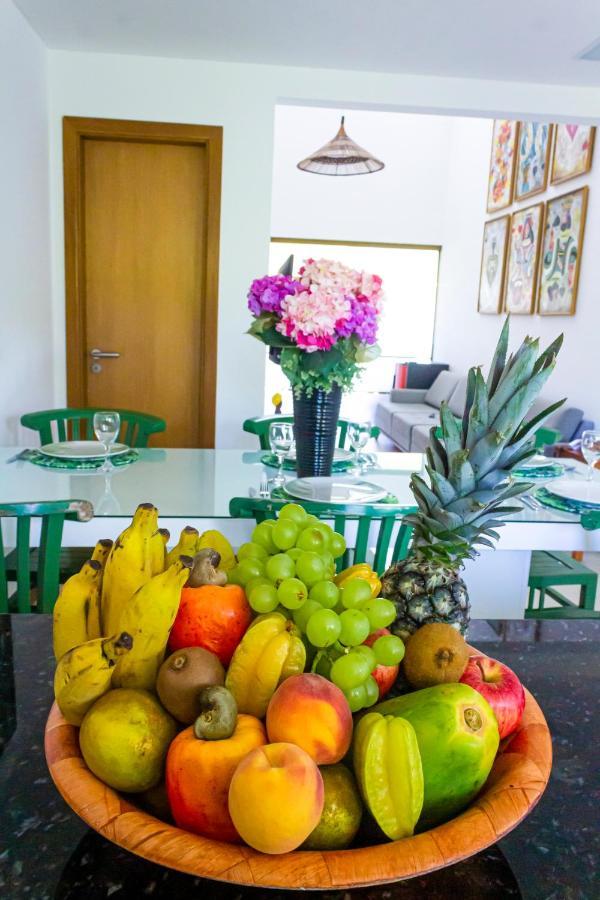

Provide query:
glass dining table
left=1, top=447, right=598, bottom=618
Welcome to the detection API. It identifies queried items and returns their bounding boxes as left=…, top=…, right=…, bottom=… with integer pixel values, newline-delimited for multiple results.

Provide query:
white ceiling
left=14, top=0, right=600, bottom=86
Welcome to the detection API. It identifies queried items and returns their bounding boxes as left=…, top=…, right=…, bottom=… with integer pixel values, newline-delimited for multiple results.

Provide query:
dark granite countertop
left=0, top=614, right=598, bottom=900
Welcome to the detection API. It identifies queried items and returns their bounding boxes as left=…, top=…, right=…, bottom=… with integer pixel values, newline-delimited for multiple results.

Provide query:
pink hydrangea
left=277, top=286, right=351, bottom=352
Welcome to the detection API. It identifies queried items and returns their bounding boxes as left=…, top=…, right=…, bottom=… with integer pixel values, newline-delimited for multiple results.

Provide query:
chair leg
left=527, top=587, right=536, bottom=610
left=538, top=588, right=546, bottom=610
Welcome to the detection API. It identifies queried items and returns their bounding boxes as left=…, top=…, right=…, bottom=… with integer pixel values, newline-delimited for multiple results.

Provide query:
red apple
left=364, top=628, right=399, bottom=700
left=459, top=655, right=525, bottom=739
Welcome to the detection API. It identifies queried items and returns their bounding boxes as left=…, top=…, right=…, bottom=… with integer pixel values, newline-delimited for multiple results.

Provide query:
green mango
left=375, top=682, right=499, bottom=828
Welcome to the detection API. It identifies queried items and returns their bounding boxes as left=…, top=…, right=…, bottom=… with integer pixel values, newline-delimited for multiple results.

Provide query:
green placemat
left=261, top=453, right=356, bottom=473
left=512, top=463, right=564, bottom=479
left=534, top=486, right=599, bottom=515
left=270, top=486, right=400, bottom=506
left=24, top=448, right=139, bottom=470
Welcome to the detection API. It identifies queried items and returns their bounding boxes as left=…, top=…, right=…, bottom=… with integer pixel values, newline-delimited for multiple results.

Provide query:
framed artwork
left=477, top=216, right=510, bottom=313
left=503, top=203, right=543, bottom=315
left=515, top=122, right=553, bottom=200
left=487, top=120, right=519, bottom=213
left=538, top=187, right=588, bottom=316
left=551, top=125, right=595, bottom=184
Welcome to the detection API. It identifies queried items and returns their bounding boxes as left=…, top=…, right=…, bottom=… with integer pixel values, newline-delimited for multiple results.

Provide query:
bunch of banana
left=101, top=503, right=159, bottom=637
left=166, top=526, right=199, bottom=567
left=111, top=556, right=192, bottom=691
left=54, top=632, right=133, bottom=725
left=53, top=559, right=103, bottom=660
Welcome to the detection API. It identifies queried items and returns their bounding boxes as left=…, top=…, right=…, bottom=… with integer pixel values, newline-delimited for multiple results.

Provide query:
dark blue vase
left=293, top=385, right=342, bottom=478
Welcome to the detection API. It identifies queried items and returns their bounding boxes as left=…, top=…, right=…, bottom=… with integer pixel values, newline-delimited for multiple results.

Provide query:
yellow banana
left=197, top=529, right=236, bottom=571
left=53, top=560, right=103, bottom=660
left=85, top=540, right=113, bottom=640
left=149, top=528, right=169, bottom=576
left=111, top=557, right=192, bottom=691
left=100, top=503, right=158, bottom=637
left=166, top=526, right=199, bottom=567
left=54, top=632, right=133, bottom=725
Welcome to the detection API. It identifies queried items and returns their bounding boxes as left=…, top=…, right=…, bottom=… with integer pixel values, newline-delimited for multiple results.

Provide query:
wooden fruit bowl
left=44, top=686, right=551, bottom=890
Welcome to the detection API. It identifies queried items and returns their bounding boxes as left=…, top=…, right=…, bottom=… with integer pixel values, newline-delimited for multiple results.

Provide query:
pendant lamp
left=297, top=116, right=384, bottom=176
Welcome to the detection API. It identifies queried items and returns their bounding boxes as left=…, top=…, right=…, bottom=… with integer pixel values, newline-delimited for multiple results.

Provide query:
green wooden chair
left=526, top=510, right=600, bottom=619
left=229, top=496, right=415, bottom=573
left=243, top=416, right=380, bottom=452
left=0, top=500, right=94, bottom=614
left=20, top=408, right=166, bottom=448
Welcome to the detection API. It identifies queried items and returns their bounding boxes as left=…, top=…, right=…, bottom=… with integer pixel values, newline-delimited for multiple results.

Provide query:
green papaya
left=375, top=683, right=499, bottom=828
left=353, top=712, right=423, bottom=840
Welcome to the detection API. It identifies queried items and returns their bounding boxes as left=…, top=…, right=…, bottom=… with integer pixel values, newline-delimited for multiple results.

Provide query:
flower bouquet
left=247, top=259, right=384, bottom=476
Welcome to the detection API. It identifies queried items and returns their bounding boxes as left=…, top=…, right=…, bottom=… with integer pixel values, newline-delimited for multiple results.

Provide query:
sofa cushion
left=424, top=371, right=459, bottom=409
left=410, top=424, right=433, bottom=453
left=374, top=398, right=398, bottom=435
left=448, top=376, right=468, bottom=417
left=391, top=409, right=439, bottom=450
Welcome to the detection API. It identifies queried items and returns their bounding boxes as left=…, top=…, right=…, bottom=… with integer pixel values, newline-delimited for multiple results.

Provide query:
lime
left=303, top=764, right=363, bottom=850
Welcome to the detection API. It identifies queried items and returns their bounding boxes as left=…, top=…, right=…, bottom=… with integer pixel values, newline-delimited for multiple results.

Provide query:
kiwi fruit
left=402, top=623, right=469, bottom=689
left=157, top=646, right=225, bottom=724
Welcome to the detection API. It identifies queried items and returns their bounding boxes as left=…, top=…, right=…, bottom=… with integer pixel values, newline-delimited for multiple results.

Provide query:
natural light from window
left=264, top=239, right=440, bottom=411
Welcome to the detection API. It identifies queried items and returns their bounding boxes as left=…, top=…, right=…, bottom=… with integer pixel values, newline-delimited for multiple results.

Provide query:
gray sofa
left=375, top=370, right=591, bottom=453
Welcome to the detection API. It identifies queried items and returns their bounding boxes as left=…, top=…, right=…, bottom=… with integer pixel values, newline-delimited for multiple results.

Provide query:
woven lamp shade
left=297, top=116, right=384, bottom=176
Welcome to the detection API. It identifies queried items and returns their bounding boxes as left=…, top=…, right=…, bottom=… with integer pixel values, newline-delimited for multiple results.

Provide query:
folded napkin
left=25, top=449, right=139, bottom=470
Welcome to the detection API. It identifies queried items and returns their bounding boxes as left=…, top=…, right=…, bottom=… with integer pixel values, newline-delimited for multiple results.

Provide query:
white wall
left=46, top=49, right=600, bottom=447
left=271, top=106, right=451, bottom=245
left=434, top=117, right=600, bottom=426
left=0, top=0, right=52, bottom=444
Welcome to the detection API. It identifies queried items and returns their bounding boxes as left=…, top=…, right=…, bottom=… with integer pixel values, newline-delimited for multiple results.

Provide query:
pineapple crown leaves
left=409, top=318, right=564, bottom=566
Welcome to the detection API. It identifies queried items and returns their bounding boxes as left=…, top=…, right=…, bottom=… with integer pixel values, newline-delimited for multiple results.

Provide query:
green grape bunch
left=228, top=503, right=405, bottom=713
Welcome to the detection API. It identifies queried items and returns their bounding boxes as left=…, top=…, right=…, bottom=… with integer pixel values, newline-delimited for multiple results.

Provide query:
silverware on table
left=5, top=449, right=33, bottom=464
left=259, top=476, right=271, bottom=498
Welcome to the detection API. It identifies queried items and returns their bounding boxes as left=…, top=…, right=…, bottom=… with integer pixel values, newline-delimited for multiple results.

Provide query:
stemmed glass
left=348, top=421, right=371, bottom=473
left=93, top=411, right=121, bottom=472
left=581, top=430, right=600, bottom=482
left=269, top=421, right=294, bottom=488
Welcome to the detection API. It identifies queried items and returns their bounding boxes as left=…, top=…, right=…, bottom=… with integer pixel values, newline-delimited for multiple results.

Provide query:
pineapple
left=382, top=319, right=564, bottom=639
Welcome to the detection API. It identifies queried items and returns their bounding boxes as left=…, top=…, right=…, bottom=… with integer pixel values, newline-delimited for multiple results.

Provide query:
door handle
left=90, top=348, right=121, bottom=359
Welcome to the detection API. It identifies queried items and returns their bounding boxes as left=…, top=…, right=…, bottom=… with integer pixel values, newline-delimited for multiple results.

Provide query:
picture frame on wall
left=515, top=122, right=553, bottom=200
left=538, top=187, right=588, bottom=316
left=503, top=203, right=543, bottom=315
left=477, top=215, right=510, bottom=314
left=486, top=120, right=519, bottom=213
left=551, top=125, right=595, bottom=185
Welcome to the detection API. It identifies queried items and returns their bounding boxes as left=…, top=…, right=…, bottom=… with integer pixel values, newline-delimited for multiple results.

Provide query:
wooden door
left=63, top=117, right=222, bottom=447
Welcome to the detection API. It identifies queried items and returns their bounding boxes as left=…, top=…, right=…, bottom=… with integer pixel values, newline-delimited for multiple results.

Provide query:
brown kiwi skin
left=402, top=623, right=469, bottom=689
left=156, top=647, right=225, bottom=724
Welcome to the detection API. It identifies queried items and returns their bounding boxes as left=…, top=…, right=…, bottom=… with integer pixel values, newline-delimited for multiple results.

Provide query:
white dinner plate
left=546, top=478, right=600, bottom=507
left=284, top=476, right=388, bottom=505
left=517, top=454, right=555, bottom=469
left=40, top=441, right=129, bottom=460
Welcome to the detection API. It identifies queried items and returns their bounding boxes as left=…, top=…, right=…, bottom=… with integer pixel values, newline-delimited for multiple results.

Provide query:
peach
left=266, top=673, right=352, bottom=765
left=228, top=742, right=324, bottom=854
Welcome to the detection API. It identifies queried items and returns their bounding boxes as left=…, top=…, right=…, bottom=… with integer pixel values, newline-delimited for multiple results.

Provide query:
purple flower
left=335, top=295, right=379, bottom=344
left=247, top=275, right=301, bottom=317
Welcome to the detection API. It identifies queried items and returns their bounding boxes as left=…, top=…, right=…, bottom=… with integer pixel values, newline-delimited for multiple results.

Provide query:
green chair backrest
left=534, top=426, right=562, bottom=450
left=20, top=408, right=166, bottom=448
left=0, top=500, right=93, bottom=613
left=229, top=496, right=415, bottom=574
left=243, top=416, right=380, bottom=451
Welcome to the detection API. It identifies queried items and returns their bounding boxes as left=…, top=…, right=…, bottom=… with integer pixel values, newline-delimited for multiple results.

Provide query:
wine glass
left=348, top=421, right=371, bottom=473
left=269, top=421, right=294, bottom=488
left=93, top=411, right=121, bottom=472
left=581, top=430, right=600, bottom=482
